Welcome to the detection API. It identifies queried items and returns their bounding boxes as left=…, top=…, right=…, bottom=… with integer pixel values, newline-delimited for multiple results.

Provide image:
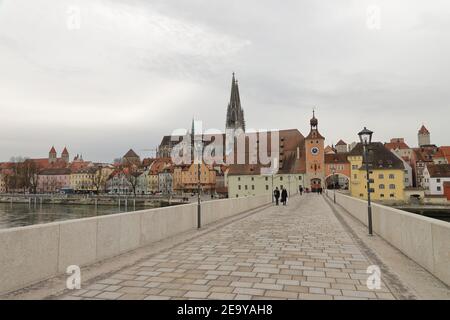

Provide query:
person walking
left=281, top=187, right=288, bottom=206
left=299, top=186, right=303, bottom=195
left=273, top=187, right=280, bottom=205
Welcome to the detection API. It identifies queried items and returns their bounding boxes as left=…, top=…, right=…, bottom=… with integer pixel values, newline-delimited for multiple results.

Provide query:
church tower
left=49, top=146, right=57, bottom=164
left=225, top=73, right=245, bottom=132
left=304, top=111, right=325, bottom=192
left=418, top=125, right=430, bottom=147
left=61, top=147, right=69, bottom=163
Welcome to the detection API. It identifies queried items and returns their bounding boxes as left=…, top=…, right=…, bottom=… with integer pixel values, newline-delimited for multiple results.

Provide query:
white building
left=391, top=150, right=413, bottom=187
left=423, top=164, right=450, bottom=195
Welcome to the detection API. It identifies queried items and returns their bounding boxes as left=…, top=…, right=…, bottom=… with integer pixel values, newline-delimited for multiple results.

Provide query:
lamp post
left=331, top=167, right=336, bottom=203
left=193, top=123, right=203, bottom=229
left=358, top=127, right=374, bottom=236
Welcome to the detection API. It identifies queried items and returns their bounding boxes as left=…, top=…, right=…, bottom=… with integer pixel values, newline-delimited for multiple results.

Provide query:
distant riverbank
left=0, top=194, right=186, bottom=207
left=393, top=205, right=450, bottom=223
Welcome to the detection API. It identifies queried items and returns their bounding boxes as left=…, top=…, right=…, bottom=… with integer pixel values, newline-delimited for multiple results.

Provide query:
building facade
left=423, top=164, right=450, bottom=196
left=37, top=168, right=71, bottom=193
left=348, top=142, right=405, bottom=202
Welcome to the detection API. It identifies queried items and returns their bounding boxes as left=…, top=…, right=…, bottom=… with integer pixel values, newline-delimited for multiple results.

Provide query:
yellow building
left=181, top=162, right=216, bottom=193
left=70, top=167, right=97, bottom=192
left=348, top=142, right=405, bottom=202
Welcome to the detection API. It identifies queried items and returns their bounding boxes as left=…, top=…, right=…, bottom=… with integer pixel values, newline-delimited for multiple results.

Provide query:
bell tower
left=304, top=110, right=325, bottom=191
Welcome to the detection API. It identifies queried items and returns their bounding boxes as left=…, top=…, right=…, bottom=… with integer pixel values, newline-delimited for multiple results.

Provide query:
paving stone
left=57, top=195, right=395, bottom=301
left=209, top=293, right=236, bottom=300
left=184, top=291, right=210, bottom=299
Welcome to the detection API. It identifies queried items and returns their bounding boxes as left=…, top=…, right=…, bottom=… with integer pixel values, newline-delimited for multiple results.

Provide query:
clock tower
left=305, top=111, right=325, bottom=192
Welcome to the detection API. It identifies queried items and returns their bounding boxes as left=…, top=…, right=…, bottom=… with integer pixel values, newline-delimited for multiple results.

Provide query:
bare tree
left=92, top=168, right=108, bottom=194
left=123, top=165, right=141, bottom=197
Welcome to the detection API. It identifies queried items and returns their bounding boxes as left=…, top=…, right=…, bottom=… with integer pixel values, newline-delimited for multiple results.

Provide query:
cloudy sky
left=0, top=0, right=449, bottom=162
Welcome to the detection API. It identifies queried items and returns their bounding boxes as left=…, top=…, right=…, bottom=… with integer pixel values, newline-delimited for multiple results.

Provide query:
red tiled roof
left=62, top=147, right=69, bottom=155
left=336, top=139, right=347, bottom=146
left=418, top=125, right=429, bottom=134
left=49, top=146, right=56, bottom=154
left=385, top=138, right=410, bottom=150
left=324, top=153, right=349, bottom=164
left=426, top=164, right=450, bottom=178
left=433, top=147, right=450, bottom=163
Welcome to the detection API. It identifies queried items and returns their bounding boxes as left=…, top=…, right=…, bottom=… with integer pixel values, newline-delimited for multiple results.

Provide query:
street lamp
left=331, top=166, right=336, bottom=203
left=358, top=127, right=374, bottom=236
left=195, top=139, right=203, bottom=229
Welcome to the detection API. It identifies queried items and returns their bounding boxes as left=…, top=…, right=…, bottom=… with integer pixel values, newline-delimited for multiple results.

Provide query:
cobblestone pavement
left=58, top=194, right=396, bottom=300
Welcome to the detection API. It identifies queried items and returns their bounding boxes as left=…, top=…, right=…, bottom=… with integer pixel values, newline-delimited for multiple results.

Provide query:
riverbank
left=393, top=205, right=450, bottom=222
left=0, top=195, right=186, bottom=207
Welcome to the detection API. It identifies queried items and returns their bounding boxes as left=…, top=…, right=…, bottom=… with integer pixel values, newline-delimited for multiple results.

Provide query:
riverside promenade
left=43, top=194, right=447, bottom=300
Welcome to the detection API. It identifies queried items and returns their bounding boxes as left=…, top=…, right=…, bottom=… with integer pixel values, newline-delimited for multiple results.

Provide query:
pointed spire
left=226, top=72, right=245, bottom=132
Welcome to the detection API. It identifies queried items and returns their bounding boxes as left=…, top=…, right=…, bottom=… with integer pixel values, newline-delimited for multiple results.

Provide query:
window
left=265, top=177, right=268, bottom=181
left=380, top=194, right=384, bottom=198
left=252, top=185, right=255, bottom=190
left=238, top=177, right=241, bottom=181
left=251, top=177, right=254, bottom=181
left=266, top=185, right=269, bottom=190
left=245, top=185, right=248, bottom=190
left=280, top=177, right=283, bottom=181
left=354, top=174, right=357, bottom=179
left=437, top=186, right=441, bottom=191
left=437, top=178, right=441, bottom=183
left=359, top=193, right=364, bottom=197
left=390, top=194, right=395, bottom=198
left=379, top=184, right=385, bottom=189
left=352, top=165, right=358, bottom=170
left=389, top=174, right=395, bottom=179
left=378, top=174, right=384, bottom=179
left=389, top=184, right=395, bottom=189
left=299, top=176, right=302, bottom=180
left=238, top=185, right=241, bottom=190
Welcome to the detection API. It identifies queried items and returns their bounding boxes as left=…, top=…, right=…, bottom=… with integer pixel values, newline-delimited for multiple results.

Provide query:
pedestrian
left=281, top=187, right=288, bottom=206
left=299, top=186, right=303, bottom=195
left=273, top=187, right=280, bottom=205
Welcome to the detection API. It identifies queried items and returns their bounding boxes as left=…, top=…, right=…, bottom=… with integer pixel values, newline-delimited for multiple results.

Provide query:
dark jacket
left=281, top=189, right=288, bottom=201
left=274, top=189, right=280, bottom=198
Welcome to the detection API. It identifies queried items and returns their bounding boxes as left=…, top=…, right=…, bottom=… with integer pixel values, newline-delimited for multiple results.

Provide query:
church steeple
left=226, top=73, right=245, bottom=132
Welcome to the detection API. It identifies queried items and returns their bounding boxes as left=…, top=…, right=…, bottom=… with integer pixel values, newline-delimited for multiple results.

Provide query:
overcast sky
left=0, top=0, right=449, bottom=162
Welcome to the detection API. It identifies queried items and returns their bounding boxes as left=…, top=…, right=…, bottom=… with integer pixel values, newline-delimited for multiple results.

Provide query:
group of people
left=273, top=187, right=288, bottom=206
left=273, top=185, right=324, bottom=206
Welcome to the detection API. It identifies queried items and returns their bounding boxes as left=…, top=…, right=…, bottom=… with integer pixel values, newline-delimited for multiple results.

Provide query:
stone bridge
left=2, top=193, right=448, bottom=300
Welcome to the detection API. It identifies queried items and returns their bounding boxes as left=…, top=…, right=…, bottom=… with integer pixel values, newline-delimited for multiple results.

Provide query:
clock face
left=311, top=147, right=319, bottom=155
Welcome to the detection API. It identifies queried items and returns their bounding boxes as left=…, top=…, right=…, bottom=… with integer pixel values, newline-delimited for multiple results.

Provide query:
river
left=0, top=202, right=149, bottom=229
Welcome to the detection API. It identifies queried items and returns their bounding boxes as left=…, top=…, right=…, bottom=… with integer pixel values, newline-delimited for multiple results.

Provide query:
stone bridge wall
left=326, top=191, right=450, bottom=286
left=0, top=195, right=271, bottom=295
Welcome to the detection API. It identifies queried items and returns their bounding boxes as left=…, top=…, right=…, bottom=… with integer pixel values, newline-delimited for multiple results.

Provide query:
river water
left=0, top=202, right=148, bottom=229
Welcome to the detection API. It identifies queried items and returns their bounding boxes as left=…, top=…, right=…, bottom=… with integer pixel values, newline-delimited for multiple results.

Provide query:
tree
left=92, top=168, right=108, bottom=193
left=123, top=165, right=141, bottom=197
left=20, top=160, right=39, bottom=194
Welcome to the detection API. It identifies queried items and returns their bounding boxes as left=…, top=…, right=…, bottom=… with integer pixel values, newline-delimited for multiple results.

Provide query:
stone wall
left=326, top=191, right=450, bottom=286
left=0, top=195, right=271, bottom=295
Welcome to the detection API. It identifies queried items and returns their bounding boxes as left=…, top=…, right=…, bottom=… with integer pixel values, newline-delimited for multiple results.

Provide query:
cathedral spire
left=226, top=72, right=245, bottom=132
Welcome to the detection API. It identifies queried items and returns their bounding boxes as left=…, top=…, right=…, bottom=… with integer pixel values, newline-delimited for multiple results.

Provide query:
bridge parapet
left=0, top=195, right=271, bottom=295
left=326, top=191, right=450, bottom=286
